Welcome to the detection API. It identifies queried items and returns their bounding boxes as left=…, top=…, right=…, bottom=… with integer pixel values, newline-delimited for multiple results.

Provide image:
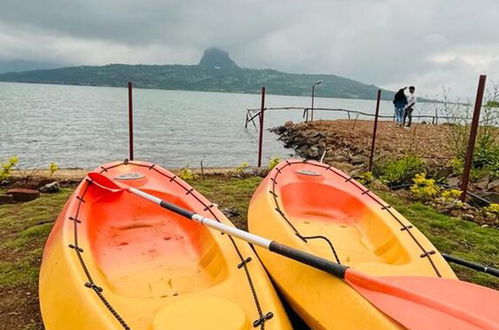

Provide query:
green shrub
left=0, top=156, right=19, bottom=180
left=484, top=203, right=499, bottom=214
left=267, top=157, right=281, bottom=170
left=48, top=162, right=59, bottom=176
left=373, top=154, right=425, bottom=185
left=357, top=172, right=375, bottom=185
left=410, top=173, right=441, bottom=201
left=179, top=166, right=195, bottom=180
left=441, top=189, right=462, bottom=201
left=234, top=162, right=249, bottom=175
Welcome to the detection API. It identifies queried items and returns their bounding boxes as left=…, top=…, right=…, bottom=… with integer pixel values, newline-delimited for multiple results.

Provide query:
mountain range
left=0, top=48, right=395, bottom=100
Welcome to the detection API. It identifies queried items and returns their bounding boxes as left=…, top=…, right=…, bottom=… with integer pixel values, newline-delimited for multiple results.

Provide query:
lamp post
left=310, top=80, right=322, bottom=122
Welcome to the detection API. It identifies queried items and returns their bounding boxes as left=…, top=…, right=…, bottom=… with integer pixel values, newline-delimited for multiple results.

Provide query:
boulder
left=446, top=176, right=460, bottom=187
left=487, top=179, right=499, bottom=192
left=0, top=194, right=14, bottom=204
left=475, top=177, right=490, bottom=190
left=6, top=188, right=40, bottom=202
left=39, top=181, right=61, bottom=193
left=221, top=208, right=240, bottom=218
left=350, top=155, right=367, bottom=165
left=461, top=213, right=475, bottom=222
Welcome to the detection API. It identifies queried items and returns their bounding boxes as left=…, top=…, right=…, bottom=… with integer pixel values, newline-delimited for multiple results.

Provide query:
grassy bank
left=0, top=175, right=497, bottom=329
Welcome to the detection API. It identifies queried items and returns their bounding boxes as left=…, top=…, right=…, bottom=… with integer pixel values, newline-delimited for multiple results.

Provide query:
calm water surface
left=0, top=82, right=434, bottom=168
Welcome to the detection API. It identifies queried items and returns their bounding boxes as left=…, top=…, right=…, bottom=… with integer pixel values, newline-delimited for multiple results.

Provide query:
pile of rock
left=271, top=121, right=369, bottom=175
left=0, top=180, right=61, bottom=205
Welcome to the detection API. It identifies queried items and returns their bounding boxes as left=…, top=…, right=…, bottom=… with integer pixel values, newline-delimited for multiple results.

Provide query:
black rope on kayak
left=253, top=312, right=274, bottom=328
left=203, top=204, right=215, bottom=211
left=125, top=161, right=272, bottom=330
left=420, top=250, right=436, bottom=258
left=269, top=159, right=444, bottom=278
left=68, top=216, right=81, bottom=223
left=67, top=177, right=131, bottom=329
left=88, top=283, right=131, bottom=330
left=296, top=234, right=342, bottom=264
left=68, top=244, right=83, bottom=252
left=148, top=163, right=155, bottom=170
left=238, top=257, right=253, bottom=269
left=269, top=163, right=343, bottom=264
left=400, top=225, right=413, bottom=231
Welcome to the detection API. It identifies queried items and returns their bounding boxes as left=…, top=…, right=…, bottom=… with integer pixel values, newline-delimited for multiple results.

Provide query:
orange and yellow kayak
left=40, top=160, right=291, bottom=330
left=248, top=159, right=457, bottom=329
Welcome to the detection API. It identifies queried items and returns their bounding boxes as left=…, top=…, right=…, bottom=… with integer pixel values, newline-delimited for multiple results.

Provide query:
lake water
left=0, top=82, right=437, bottom=168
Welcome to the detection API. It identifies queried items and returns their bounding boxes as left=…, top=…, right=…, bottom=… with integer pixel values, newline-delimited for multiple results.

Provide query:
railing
left=244, top=106, right=472, bottom=129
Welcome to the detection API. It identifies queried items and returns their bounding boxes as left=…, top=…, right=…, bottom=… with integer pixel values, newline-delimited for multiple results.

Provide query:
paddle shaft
left=442, top=253, right=499, bottom=277
left=128, top=187, right=349, bottom=279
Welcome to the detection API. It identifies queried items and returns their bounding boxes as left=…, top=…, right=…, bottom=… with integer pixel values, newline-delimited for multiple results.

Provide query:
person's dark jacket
left=393, top=88, right=408, bottom=108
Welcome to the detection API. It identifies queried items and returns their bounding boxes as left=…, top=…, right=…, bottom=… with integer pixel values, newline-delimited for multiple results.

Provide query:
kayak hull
left=40, top=160, right=291, bottom=330
left=248, top=159, right=456, bottom=329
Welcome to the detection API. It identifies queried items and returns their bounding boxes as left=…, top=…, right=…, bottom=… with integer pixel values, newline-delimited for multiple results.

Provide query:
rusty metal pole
left=460, top=75, right=487, bottom=201
left=257, top=87, right=266, bottom=167
left=311, top=84, right=315, bottom=122
left=368, top=90, right=382, bottom=172
left=128, top=82, right=134, bottom=161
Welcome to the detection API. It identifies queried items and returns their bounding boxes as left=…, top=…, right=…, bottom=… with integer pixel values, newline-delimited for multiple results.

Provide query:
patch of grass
left=189, top=175, right=262, bottom=230
left=0, top=188, right=72, bottom=330
left=376, top=190, right=498, bottom=288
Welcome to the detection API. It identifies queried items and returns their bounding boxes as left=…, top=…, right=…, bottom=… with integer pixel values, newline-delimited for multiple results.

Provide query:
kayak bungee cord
left=269, top=159, right=443, bottom=277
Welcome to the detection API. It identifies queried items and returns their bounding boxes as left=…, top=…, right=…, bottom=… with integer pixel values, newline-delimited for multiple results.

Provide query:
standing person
left=393, top=87, right=408, bottom=126
left=403, top=86, right=417, bottom=128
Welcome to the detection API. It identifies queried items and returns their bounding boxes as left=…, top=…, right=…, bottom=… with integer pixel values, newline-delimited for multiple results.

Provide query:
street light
left=310, top=80, right=322, bottom=122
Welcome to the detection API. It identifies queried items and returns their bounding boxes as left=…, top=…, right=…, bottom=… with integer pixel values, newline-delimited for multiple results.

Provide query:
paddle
left=88, top=172, right=499, bottom=330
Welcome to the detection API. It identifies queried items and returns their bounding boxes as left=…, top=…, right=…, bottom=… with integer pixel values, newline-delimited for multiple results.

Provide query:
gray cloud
left=0, top=0, right=498, bottom=98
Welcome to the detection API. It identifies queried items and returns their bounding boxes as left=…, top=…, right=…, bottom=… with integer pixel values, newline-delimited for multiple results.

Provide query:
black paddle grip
left=160, top=201, right=195, bottom=219
left=269, top=241, right=348, bottom=279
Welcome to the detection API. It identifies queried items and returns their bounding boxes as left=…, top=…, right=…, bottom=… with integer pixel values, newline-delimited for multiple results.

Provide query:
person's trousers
left=394, top=106, right=404, bottom=124
left=403, top=106, right=414, bottom=127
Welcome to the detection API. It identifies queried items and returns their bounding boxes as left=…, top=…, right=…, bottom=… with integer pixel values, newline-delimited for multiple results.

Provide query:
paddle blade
left=345, top=270, right=499, bottom=330
left=87, top=172, right=125, bottom=192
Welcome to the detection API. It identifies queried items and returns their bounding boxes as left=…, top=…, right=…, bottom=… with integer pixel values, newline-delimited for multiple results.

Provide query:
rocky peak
left=198, top=47, right=239, bottom=69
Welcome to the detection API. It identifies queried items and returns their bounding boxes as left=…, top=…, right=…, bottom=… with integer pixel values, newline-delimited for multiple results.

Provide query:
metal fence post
left=368, top=90, right=381, bottom=172
left=128, top=82, right=134, bottom=161
left=257, top=87, right=266, bottom=167
left=460, top=75, right=487, bottom=201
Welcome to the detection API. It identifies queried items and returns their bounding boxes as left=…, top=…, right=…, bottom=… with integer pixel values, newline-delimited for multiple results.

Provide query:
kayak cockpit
left=281, top=181, right=410, bottom=265
left=86, top=189, right=228, bottom=298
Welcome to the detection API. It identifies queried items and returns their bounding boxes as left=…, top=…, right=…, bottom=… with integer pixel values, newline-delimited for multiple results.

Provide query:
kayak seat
left=87, top=189, right=228, bottom=298
left=153, top=297, right=249, bottom=330
left=281, top=182, right=409, bottom=265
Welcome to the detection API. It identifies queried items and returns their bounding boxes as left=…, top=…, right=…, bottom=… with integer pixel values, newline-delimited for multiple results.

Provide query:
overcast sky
left=0, top=0, right=498, bottom=99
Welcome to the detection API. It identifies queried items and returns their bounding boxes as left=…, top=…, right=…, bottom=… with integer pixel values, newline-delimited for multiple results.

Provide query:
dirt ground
left=311, top=119, right=455, bottom=164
